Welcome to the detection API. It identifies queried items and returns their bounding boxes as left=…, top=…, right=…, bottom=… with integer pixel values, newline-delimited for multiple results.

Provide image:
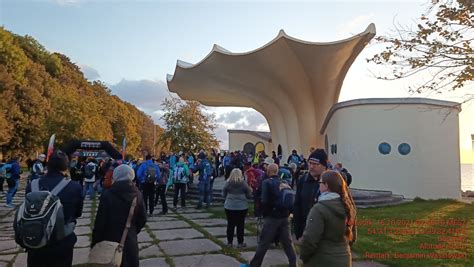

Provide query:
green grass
left=353, top=199, right=474, bottom=267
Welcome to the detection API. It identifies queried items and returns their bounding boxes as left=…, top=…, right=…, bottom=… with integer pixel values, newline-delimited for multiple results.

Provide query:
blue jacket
left=196, top=159, right=212, bottom=182
left=223, top=156, right=231, bottom=167
left=187, top=155, right=194, bottom=166
left=137, top=160, right=161, bottom=184
left=169, top=155, right=177, bottom=169
left=8, top=160, right=20, bottom=180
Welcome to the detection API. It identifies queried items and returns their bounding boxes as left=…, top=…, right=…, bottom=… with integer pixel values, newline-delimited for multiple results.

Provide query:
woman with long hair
left=222, top=168, right=252, bottom=248
left=300, top=170, right=357, bottom=267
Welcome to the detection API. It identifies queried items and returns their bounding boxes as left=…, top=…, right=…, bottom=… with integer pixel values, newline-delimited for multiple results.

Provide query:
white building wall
left=324, top=104, right=461, bottom=199
left=228, top=132, right=272, bottom=155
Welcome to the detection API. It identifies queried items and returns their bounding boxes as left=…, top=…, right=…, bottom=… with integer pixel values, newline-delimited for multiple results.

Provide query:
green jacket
left=300, top=198, right=354, bottom=267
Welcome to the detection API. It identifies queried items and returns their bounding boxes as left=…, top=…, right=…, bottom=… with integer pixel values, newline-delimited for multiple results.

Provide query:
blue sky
left=1, top=0, right=473, bottom=162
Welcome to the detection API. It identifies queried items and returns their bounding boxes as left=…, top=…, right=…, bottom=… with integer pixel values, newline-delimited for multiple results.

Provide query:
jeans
left=225, top=209, right=247, bottom=244
left=173, top=183, right=187, bottom=207
left=250, top=217, right=297, bottom=267
left=197, top=181, right=211, bottom=208
left=6, top=179, right=19, bottom=205
left=83, top=182, right=95, bottom=199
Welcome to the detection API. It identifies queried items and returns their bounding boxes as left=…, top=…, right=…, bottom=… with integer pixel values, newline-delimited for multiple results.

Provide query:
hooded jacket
left=300, top=197, right=355, bottom=267
left=91, top=180, right=147, bottom=267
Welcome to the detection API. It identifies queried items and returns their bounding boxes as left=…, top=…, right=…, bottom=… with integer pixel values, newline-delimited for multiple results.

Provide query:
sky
left=1, top=0, right=473, bottom=163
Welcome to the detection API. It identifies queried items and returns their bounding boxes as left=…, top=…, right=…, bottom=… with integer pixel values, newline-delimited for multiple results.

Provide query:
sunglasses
left=319, top=181, right=326, bottom=184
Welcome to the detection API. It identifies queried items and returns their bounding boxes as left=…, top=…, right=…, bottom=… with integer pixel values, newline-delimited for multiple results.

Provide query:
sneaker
left=171, top=207, right=177, bottom=212
left=226, top=243, right=233, bottom=248
left=4, top=204, right=15, bottom=209
left=158, top=211, right=167, bottom=215
left=237, top=243, right=247, bottom=248
left=149, top=213, right=153, bottom=217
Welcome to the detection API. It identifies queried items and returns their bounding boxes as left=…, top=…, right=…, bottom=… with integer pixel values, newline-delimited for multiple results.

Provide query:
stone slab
left=138, top=231, right=154, bottom=243
left=0, top=239, right=18, bottom=251
left=181, top=213, right=213, bottom=219
left=72, top=248, right=90, bottom=265
left=173, top=254, right=241, bottom=267
left=76, top=218, right=91, bottom=227
left=12, top=253, right=27, bottom=267
left=152, top=228, right=203, bottom=241
left=160, top=239, right=221, bottom=256
left=174, top=208, right=204, bottom=214
left=139, top=242, right=153, bottom=249
left=147, top=216, right=179, bottom=222
left=241, top=249, right=291, bottom=267
left=218, top=236, right=258, bottom=248
left=0, top=254, right=15, bottom=262
left=139, top=245, right=163, bottom=258
left=74, top=226, right=90, bottom=236
left=202, top=227, right=251, bottom=237
left=147, top=220, right=191, bottom=230
left=75, top=235, right=90, bottom=248
left=193, top=218, right=227, bottom=227
left=139, top=257, right=169, bottom=267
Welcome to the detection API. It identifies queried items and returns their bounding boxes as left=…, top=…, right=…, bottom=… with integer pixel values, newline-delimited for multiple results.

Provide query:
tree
left=160, top=98, right=219, bottom=154
left=367, top=0, right=473, bottom=100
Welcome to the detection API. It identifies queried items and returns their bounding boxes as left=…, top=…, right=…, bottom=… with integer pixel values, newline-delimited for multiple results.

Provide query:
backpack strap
left=119, top=196, right=137, bottom=248
left=31, top=179, right=40, bottom=192
left=50, top=178, right=71, bottom=196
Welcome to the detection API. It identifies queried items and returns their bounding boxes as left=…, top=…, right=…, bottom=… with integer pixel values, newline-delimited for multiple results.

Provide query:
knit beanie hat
left=308, top=149, right=328, bottom=167
left=113, top=164, right=135, bottom=182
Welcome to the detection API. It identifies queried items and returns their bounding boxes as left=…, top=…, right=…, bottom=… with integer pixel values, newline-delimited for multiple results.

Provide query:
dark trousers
left=173, top=183, right=187, bottom=207
left=225, top=209, right=247, bottom=244
left=27, top=235, right=75, bottom=267
left=141, top=183, right=155, bottom=215
left=250, top=217, right=297, bottom=267
left=224, top=166, right=232, bottom=179
left=0, top=177, right=4, bottom=192
left=154, top=184, right=168, bottom=213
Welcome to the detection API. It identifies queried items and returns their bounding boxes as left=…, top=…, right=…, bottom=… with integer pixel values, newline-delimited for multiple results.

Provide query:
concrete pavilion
left=167, top=24, right=376, bottom=159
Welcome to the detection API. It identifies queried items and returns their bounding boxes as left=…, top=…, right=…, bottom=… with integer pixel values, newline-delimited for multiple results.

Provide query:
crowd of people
left=0, top=146, right=356, bottom=267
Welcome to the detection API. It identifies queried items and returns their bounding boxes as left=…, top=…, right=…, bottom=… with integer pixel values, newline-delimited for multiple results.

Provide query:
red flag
left=46, top=134, right=56, bottom=161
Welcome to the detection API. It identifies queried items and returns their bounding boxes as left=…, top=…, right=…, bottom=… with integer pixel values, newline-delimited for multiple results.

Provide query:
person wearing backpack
left=172, top=157, right=189, bottom=211
left=30, top=154, right=46, bottom=182
left=222, top=168, right=252, bottom=248
left=287, top=149, right=301, bottom=166
left=17, top=150, right=83, bottom=267
left=300, top=171, right=357, bottom=267
left=137, top=155, right=160, bottom=217
left=91, top=164, right=147, bottom=267
left=5, top=156, right=21, bottom=208
left=294, top=149, right=328, bottom=240
left=195, top=152, right=213, bottom=209
left=83, top=158, right=97, bottom=200
left=154, top=160, right=169, bottom=215
left=249, top=163, right=297, bottom=267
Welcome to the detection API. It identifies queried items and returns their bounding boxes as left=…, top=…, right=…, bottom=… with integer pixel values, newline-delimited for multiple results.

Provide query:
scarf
left=318, top=192, right=340, bottom=202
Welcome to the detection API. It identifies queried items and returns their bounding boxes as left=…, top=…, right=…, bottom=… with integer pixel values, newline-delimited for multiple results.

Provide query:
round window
left=378, top=142, right=391, bottom=155
left=398, top=143, right=411, bottom=155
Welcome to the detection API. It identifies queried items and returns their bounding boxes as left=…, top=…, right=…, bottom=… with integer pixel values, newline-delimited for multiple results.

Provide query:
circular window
left=378, top=142, right=391, bottom=155
left=398, top=143, right=411, bottom=155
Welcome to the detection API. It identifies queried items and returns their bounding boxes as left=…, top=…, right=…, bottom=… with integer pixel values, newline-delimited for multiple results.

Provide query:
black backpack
left=14, top=178, right=74, bottom=249
left=145, top=163, right=158, bottom=184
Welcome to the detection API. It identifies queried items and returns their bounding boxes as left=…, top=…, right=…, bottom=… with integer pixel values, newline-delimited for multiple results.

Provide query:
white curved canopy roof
left=167, top=24, right=376, bottom=154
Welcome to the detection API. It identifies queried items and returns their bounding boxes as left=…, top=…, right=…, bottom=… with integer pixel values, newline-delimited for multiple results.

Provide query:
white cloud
left=79, top=64, right=100, bottom=81
left=109, top=79, right=173, bottom=111
left=55, top=0, right=81, bottom=6
left=336, top=14, right=374, bottom=37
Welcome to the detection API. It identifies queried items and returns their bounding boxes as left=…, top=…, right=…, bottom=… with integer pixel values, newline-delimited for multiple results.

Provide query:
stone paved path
left=0, top=175, right=388, bottom=266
